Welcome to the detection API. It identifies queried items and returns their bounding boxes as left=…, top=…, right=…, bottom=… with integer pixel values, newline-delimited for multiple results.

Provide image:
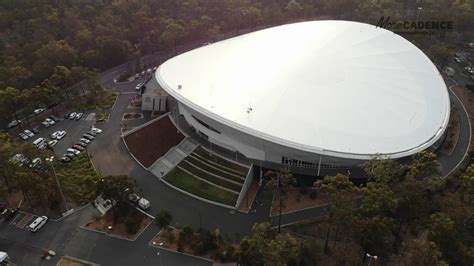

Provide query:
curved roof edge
left=156, top=69, right=450, bottom=161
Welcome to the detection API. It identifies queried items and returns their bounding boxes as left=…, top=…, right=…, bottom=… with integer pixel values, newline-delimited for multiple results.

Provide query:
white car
left=23, top=130, right=34, bottom=138
left=56, top=130, right=67, bottom=140
left=45, top=118, right=55, bottom=125
left=75, top=113, right=83, bottom=120
left=29, top=158, right=41, bottom=168
left=48, top=140, right=58, bottom=147
left=135, top=82, right=144, bottom=91
left=66, top=148, right=80, bottom=155
left=91, top=127, right=102, bottom=134
left=7, top=120, right=21, bottom=128
left=34, top=108, right=45, bottom=115
left=79, top=138, right=90, bottom=144
left=28, top=216, right=48, bottom=232
left=41, top=121, right=50, bottom=128
left=50, top=131, right=60, bottom=139
left=37, top=143, right=47, bottom=149
left=69, top=112, right=77, bottom=119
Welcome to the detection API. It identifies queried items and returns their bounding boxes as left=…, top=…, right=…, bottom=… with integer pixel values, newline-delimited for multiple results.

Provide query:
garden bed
left=84, top=208, right=153, bottom=240
left=150, top=226, right=238, bottom=263
left=122, top=112, right=144, bottom=120
left=270, top=187, right=332, bottom=216
left=95, top=113, right=109, bottom=123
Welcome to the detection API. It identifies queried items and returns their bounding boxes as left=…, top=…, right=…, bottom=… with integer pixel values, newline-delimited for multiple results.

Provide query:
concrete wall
left=142, top=94, right=168, bottom=112
left=177, top=101, right=367, bottom=167
left=235, top=164, right=254, bottom=209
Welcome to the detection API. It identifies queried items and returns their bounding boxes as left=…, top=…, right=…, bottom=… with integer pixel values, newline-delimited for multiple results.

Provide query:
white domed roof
left=156, top=20, right=450, bottom=159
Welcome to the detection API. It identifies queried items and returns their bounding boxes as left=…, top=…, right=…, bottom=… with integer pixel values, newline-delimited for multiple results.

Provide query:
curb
left=109, top=92, right=119, bottom=111
left=444, top=86, right=472, bottom=178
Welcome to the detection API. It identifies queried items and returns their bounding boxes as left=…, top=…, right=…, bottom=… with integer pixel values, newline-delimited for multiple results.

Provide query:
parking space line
left=16, top=214, right=34, bottom=229
left=9, top=213, right=22, bottom=226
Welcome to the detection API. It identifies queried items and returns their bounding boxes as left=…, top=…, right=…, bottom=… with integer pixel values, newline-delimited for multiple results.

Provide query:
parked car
left=91, top=127, right=102, bottom=134
left=41, top=121, right=50, bottom=128
left=37, top=143, right=47, bottom=149
left=48, top=140, right=58, bottom=147
left=50, top=131, right=60, bottom=139
left=146, top=68, right=152, bottom=75
left=49, top=115, right=60, bottom=122
left=23, top=130, right=34, bottom=138
left=135, top=82, right=144, bottom=91
left=60, top=156, right=72, bottom=163
left=33, top=137, right=46, bottom=148
left=77, top=141, right=88, bottom=147
left=31, top=127, right=40, bottom=134
left=64, top=153, right=75, bottom=159
left=45, top=118, right=55, bottom=125
left=56, top=130, right=67, bottom=140
left=69, top=112, right=77, bottom=119
left=87, top=131, right=97, bottom=136
left=79, top=138, right=90, bottom=144
left=7, top=120, right=21, bottom=128
left=72, top=145, right=85, bottom=151
left=18, top=132, right=29, bottom=140
left=138, top=198, right=150, bottom=210
left=66, top=148, right=80, bottom=155
left=29, top=158, right=41, bottom=168
left=64, top=112, right=72, bottom=119
left=28, top=216, right=48, bottom=232
left=152, top=66, right=158, bottom=72
left=75, top=113, right=83, bottom=120
left=9, top=154, right=29, bottom=166
left=82, top=134, right=94, bottom=140
left=1, top=208, right=18, bottom=220
left=134, top=73, right=139, bottom=79
left=141, top=71, right=146, bottom=76
left=33, top=108, right=45, bottom=115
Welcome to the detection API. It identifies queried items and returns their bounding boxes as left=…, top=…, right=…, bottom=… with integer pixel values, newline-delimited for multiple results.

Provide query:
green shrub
left=124, top=216, right=140, bottom=234
left=155, top=209, right=172, bottom=229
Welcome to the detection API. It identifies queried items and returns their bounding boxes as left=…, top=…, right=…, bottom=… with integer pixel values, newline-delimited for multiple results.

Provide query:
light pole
left=416, top=6, right=422, bottom=22
left=366, top=253, right=378, bottom=266
left=157, top=252, right=163, bottom=266
left=45, top=156, right=70, bottom=213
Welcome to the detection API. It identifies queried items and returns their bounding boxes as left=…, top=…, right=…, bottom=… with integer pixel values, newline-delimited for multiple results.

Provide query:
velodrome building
left=155, top=20, right=450, bottom=170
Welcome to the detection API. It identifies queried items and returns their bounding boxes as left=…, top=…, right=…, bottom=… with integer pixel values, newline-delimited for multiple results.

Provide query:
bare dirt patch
left=124, top=116, right=185, bottom=168
left=270, top=187, right=332, bottom=216
left=149, top=227, right=238, bottom=263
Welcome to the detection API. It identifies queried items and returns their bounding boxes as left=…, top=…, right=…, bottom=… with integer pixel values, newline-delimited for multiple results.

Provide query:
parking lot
left=19, top=111, right=102, bottom=158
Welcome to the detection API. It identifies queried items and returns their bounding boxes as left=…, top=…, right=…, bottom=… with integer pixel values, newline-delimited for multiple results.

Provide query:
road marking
left=16, top=214, right=34, bottom=229
left=85, top=113, right=95, bottom=121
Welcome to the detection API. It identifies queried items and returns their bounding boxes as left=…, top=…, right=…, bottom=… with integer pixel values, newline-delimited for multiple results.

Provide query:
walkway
left=149, top=137, right=199, bottom=178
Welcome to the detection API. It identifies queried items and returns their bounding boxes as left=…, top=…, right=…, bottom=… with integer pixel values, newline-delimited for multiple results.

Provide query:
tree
left=265, top=169, right=295, bottom=233
left=314, top=174, right=359, bottom=254
left=362, top=156, right=405, bottom=185
left=401, top=240, right=448, bottom=266
left=237, top=222, right=300, bottom=266
left=95, top=175, right=134, bottom=222
left=407, top=151, right=440, bottom=180
left=160, top=20, right=186, bottom=55
left=426, top=212, right=464, bottom=263
left=156, top=209, right=172, bottom=229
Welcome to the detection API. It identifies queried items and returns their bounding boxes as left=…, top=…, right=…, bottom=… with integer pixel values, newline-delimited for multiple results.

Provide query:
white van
left=138, top=198, right=150, bottom=210
left=32, top=137, right=46, bottom=147
left=28, top=216, right=48, bottom=232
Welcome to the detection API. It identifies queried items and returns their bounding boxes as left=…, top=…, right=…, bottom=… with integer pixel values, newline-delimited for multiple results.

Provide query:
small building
left=141, top=78, right=169, bottom=112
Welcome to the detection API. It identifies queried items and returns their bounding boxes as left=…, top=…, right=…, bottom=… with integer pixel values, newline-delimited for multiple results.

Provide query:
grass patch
left=179, top=161, right=242, bottom=192
left=55, top=153, right=101, bottom=205
left=164, top=168, right=238, bottom=206
left=184, top=156, right=245, bottom=184
left=193, top=147, right=249, bottom=174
